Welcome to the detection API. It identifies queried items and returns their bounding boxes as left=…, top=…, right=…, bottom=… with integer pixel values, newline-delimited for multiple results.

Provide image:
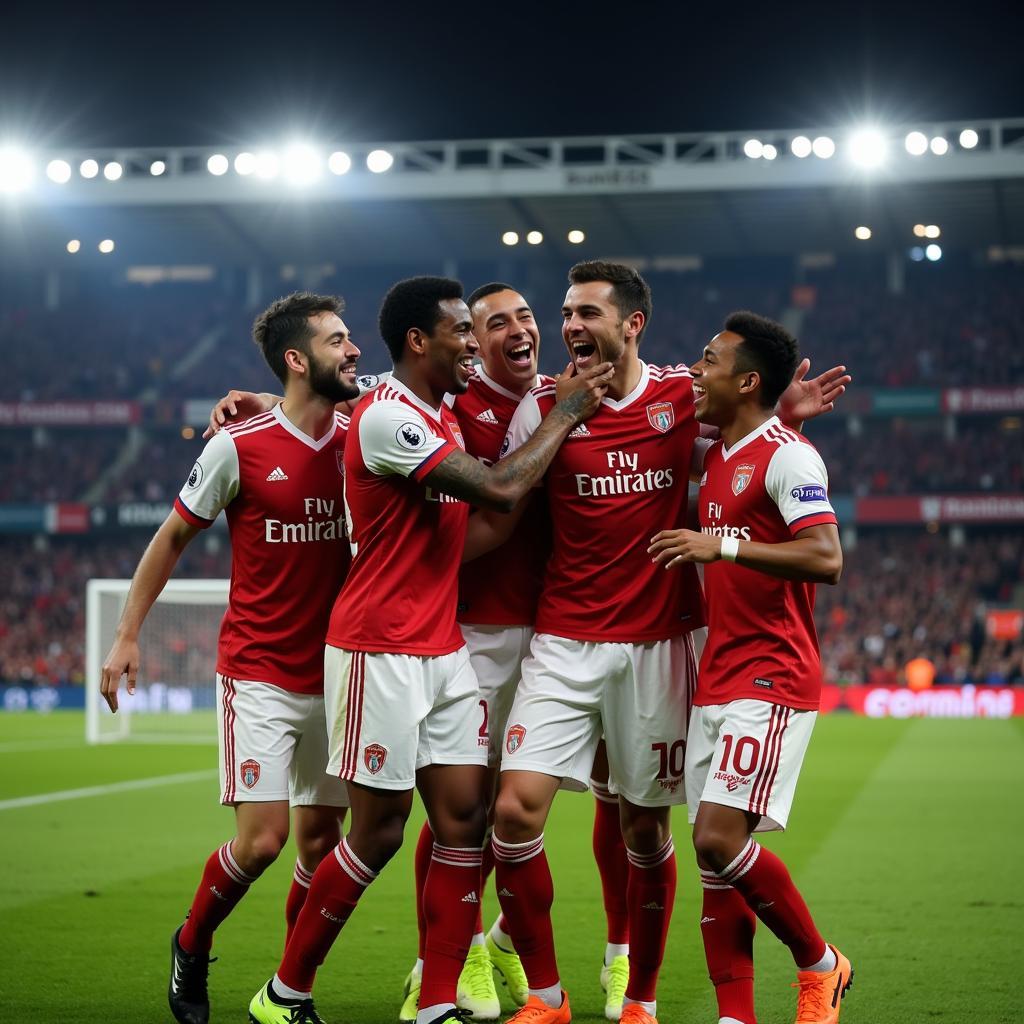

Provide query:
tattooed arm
left=422, top=361, right=612, bottom=513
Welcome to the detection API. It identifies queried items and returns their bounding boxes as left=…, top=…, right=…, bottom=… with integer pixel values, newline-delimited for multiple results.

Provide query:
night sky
left=1, top=2, right=1022, bottom=149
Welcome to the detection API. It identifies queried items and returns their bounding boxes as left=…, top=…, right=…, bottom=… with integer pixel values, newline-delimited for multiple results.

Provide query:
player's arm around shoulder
left=422, top=361, right=613, bottom=512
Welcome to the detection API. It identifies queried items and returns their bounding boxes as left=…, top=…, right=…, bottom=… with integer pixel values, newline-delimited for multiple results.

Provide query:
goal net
left=85, top=578, right=228, bottom=744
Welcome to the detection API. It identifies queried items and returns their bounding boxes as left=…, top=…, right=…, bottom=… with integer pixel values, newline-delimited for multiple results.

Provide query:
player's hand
left=203, top=389, right=272, bottom=439
left=554, top=361, right=614, bottom=423
left=776, top=358, right=852, bottom=426
left=648, top=528, right=724, bottom=568
left=100, top=636, right=141, bottom=713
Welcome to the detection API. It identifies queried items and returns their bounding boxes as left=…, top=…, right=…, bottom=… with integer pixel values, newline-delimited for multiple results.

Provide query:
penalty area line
left=0, top=769, right=217, bottom=811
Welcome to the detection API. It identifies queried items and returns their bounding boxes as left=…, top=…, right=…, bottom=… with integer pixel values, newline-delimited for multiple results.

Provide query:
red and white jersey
left=174, top=403, right=350, bottom=694
left=505, top=362, right=706, bottom=643
left=327, top=377, right=468, bottom=656
left=695, top=416, right=838, bottom=711
left=449, top=367, right=553, bottom=628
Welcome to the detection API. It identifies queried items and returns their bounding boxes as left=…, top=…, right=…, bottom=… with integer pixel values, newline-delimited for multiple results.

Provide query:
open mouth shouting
left=456, top=354, right=476, bottom=382
left=571, top=339, right=599, bottom=369
left=505, top=340, right=534, bottom=369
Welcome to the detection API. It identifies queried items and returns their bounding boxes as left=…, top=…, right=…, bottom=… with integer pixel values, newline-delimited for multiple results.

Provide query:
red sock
left=699, top=872, right=757, bottom=1024
left=492, top=833, right=559, bottom=988
left=277, top=839, right=377, bottom=992
left=591, top=784, right=630, bottom=944
left=720, top=839, right=826, bottom=969
left=476, top=833, right=495, bottom=935
left=284, top=859, right=315, bottom=951
left=414, top=820, right=434, bottom=959
left=420, top=844, right=484, bottom=1008
left=179, top=841, right=257, bottom=955
left=624, top=836, right=677, bottom=1003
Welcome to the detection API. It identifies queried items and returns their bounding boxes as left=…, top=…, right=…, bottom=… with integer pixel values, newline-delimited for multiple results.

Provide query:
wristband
left=720, top=536, right=740, bottom=562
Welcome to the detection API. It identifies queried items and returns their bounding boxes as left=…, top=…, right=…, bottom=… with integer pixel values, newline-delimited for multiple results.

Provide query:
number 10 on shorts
left=652, top=739, right=685, bottom=780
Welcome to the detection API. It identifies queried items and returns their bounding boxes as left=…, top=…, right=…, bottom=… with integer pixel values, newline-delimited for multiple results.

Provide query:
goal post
left=85, top=578, right=229, bottom=744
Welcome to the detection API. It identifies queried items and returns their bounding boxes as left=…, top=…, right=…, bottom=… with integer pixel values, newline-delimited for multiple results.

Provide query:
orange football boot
left=619, top=1004, right=658, bottom=1024
left=504, top=992, right=572, bottom=1023
left=793, top=945, right=854, bottom=1023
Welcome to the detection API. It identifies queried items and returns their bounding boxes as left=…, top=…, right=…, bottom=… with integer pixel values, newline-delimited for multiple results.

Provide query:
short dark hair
left=466, top=281, right=518, bottom=310
left=725, top=310, right=800, bottom=409
left=378, top=276, right=464, bottom=362
left=252, top=292, right=345, bottom=385
left=568, top=260, right=652, bottom=340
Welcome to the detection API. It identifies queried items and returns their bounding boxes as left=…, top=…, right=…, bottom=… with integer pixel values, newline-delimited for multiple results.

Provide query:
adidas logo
left=476, top=408, right=500, bottom=424
left=641, top=900, right=664, bottom=910
left=497, top=887, right=514, bottom=898
left=699, top=916, right=716, bottom=925
left=568, top=423, right=591, bottom=438
left=460, top=891, right=480, bottom=904
left=266, top=466, right=289, bottom=481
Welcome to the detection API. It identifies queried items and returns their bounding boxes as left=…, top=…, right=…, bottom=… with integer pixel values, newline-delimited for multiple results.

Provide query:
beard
left=308, top=352, right=359, bottom=403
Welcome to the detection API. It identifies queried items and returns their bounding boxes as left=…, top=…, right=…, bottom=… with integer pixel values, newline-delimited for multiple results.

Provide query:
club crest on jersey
left=186, top=462, right=203, bottom=489
left=732, top=464, right=756, bottom=495
left=396, top=422, right=427, bottom=450
left=500, top=433, right=512, bottom=458
left=506, top=724, right=527, bottom=754
left=363, top=743, right=387, bottom=775
left=451, top=424, right=466, bottom=450
left=240, top=759, right=260, bottom=789
left=646, top=402, right=674, bottom=433
left=336, top=451, right=345, bottom=475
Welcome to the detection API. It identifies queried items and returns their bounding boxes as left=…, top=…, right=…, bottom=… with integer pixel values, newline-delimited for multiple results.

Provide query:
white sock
left=801, top=945, right=837, bottom=973
left=271, top=974, right=311, bottom=1002
left=410, top=957, right=423, bottom=976
left=605, top=942, right=629, bottom=964
left=470, top=931, right=486, bottom=947
left=489, top=918, right=514, bottom=950
left=720, top=1018, right=747, bottom=1024
left=417, top=1004, right=454, bottom=1024
left=528, top=984, right=562, bottom=1008
left=625, top=998, right=657, bottom=1015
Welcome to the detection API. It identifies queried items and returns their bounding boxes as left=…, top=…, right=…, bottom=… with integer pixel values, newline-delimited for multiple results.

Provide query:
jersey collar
left=474, top=364, right=539, bottom=402
left=272, top=402, right=339, bottom=452
left=720, top=414, right=780, bottom=462
left=387, top=376, right=445, bottom=423
left=601, top=360, right=650, bottom=411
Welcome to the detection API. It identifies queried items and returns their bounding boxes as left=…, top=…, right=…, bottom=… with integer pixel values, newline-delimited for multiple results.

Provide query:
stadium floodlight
left=762, top=143, right=778, bottom=160
left=743, top=139, right=763, bottom=159
left=909, top=246, right=925, bottom=262
left=959, top=128, right=979, bottom=149
left=367, top=149, right=394, bottom=173
left=328, top=151, right=352, bottom=175
left=283, top=144, right=321, bottom=185
left=527, top=230, right=543, bottom=245
left=0, top=147, right=33, bottom=193
left=812, top=136, right=835, bottom=159
left=913, top=223, right=927, bottom=237
left=924, top=224, right=941, bottom=239
left=103, top=161, right=123, bottom=181
left=930, top=136, right=949, bottom=155
left=925, top=244, right=942, bottom=261
left=855, top=226, right=872, bottom=240
left=502, top=231, right=519, bottom=246
left=255, top=151, right=280, bottom=179
left=150, top=159, right=166, bottom=176
left=66, top=239, right=81, bottom=254
left=904, top=131, right=928, bottom=156
left=98, top=239, right=115, bottom=254
left=234, top=152, right=256, bottom=176
left=848, top=128, right=888, bottom=168
left=791, top=135, right=812, bottom=158
left=207, top=154, right=229, bottom=176
left=567, top=229, right=586, bottom=244
left=80, top=158, right=99, bottom=179
left=46, top=159, right=72, bottom=184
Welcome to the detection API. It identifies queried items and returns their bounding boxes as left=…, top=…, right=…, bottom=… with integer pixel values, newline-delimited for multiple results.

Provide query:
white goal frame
left=85, top=578, right=229, bottom=744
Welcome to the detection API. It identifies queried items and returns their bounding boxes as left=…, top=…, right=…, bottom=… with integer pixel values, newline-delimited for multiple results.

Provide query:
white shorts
left=216, top=675, right=349, bottom=808
left=500, top=632, right=699, bottom=807
left=324, top=645, right=489, bottom=791
left=684, top=700, right=817, bottom=831
left=460, top=624, right=533, bottom=766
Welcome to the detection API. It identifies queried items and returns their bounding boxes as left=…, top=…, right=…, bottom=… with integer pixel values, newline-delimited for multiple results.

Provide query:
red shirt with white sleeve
left=327, top=378, right=468, bottom=655
left=173, top=404, right=350, bottom=694
left=504, top=362, right=706, bottom=643
left=449, top=367, right=553, bottom=628
left=695, top=416, right=838, bottom=710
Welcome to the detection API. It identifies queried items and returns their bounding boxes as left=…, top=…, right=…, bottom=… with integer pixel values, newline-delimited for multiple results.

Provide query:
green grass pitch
left=1, top=712, right=1021, bottom=1022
